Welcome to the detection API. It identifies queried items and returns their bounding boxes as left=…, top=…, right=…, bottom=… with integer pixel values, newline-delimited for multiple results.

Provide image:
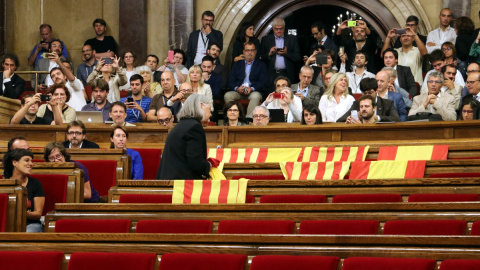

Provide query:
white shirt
left=66, top=78, right=87, bottom=111
left=426, top=26, right=457, bottom=54
left=319, top=94, right=355, bottom=122
left=45, top=60, right=59, bottom=86
left=262, top=95, right=303, bottom=123
left=421, top=69, right=465, bottom=94
left=2, top=74, right=11, bottom=94
left=395, top=47, right=423, bottom=85
left=344, top=69, right=376, bottom=93
left=194, top=31, right=208, bottom=66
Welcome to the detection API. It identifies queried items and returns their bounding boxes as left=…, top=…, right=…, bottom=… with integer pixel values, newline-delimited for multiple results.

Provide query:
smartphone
left=40, top=94, right=50, bottom=102
left=276, top=47, right=285, bottom=52
left=316, top=52, right=328, bottom=65
left=395, top=28, right=407, bottom=35
left=103, top=58, right=113, bottom=65
left=273, top=93, right=285, bottom=99
left=339, top=46, right=345, bottom=55
left=351, top=110, right=359, bottom=121
left=168, top=50, right=174, bottom=63
left=347, top=20, right=357, bottom=27
left=45, top=53, right=55, bottom=58
left=127, top=97, right=134, bottom=103
left=183, top=93, right=192, bottom=100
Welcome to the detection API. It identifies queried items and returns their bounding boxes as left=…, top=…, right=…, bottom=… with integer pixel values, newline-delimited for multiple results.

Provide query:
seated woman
left=223, top=100, right=247, bottom=126
left=87, top=56, right=127, bottom=103
left=37, top=83, right=76, bottom=123
left=43, top=142, right=100, bottom=203
left=3, top=149, right=44, bottom=232
left=187, top=65, right=213, bottom=110
left=137, top=65, right=162, bottom=98
left=158, top=49, right=188, bottom=88
left=301, top=104, right=323, bottom=125
left=119, top=50, right=139, bottom=91
left=318, top=73, right=355, bottom=122
left=110, top=126, right=143, bottom=180
left=460, top=98, right=480, bottom=120
left=262, top=86, right=302, bottom=123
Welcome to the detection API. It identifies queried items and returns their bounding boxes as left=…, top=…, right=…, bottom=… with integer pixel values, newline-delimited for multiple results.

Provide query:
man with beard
left=201, top=56, right=222, bottom=100
left=334, top=19, right=377, bottom=73
left=32, top=39, right=64, bottom=87
left=346, top=95, right=378, bottom=124
left=28, top=24, right=68, bottom=67
left=84, top=18, right=118, bottom=60
left=439, top=64, right=462, bottom=110
left=187, top=11, right=223, bottom=68
left=120, top=74, right=151, bottom=123
left=144, top=54, right=161, bottom=83
left=310, top=21, right=338, bottom=54
left=81, top=78, right=112, bottom=122
left=77, top=44, right=97, bottom=86
left=62, top=120, right=100, bottom=149
left=9, top=93, right=62, bottom=125
left=426, top=8, right=457, bottom=53
left=340, top=50, right=375, bottom=93
left=1, top=53, right=26, bottom=99
left=207, top=43, right=228, bottom=89
left=147, top=71, right=179, bottom=121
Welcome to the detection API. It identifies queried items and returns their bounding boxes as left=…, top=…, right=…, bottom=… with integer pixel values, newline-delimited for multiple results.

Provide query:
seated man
left=81, top=78, right=112, bottom=122
left=382, top=48, right=417, bottom=97
left=291, top=66, right=321, bottom=107
left=252, top=105, right=270, bottom=126
left=376, top=70, right=407, bottom=121
left=31, top=39, right=64, bottom=88
left=345, top=95, right=378, bottom=124
left=146, top=71, right=178, bottom=122
left=170, top=82, right=194, bottom=123
left=337, top=78, right=400, bottom=122
left=62, top=120, right=100, bottom=149
left=339, top=50, right=376, bottom=93
left=9, top=93, right=62, bottom=125
left=440, top=64, right=462, bottom=110
left=120, top=74, right=152, bottom=123
left=207, top=43, right=228, bottom=89
left=225, top=42, right=268, bottom=118
left=1, top=53, right=25, bottom=99
left=145, top=54, right=161, bottom=83
left=109, top=101, right=135, bottom=126
left=409, top=71, right=456, bottom=121
left=201, top=56, right=222, bottom=100
left=381, top=67, right=412, bottom=108
left=77, top=44, right=97, bottom=86
left=421, top=49, right=464, bottom=92
left=157, top=107, right=174, bottom=127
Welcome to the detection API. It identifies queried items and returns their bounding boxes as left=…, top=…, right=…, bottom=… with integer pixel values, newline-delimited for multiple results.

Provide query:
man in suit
left=383, top=48, right=418, bottom=98
left=187, top=11, right=223, bottom=68
left=337, top=77, right=400, bottom=122
left=1, top=53, right=25, bottom=99
left=409, top=71, right=456, bottom=121
left=291, top=66, right=321, bottom=107
left=225, top=42, right=268, bottom=118
left=310, top=21, right=338, bottom=54
left=62, top=120, right=100, bottom=149
left=260, top=17, right=301, bottom=88
left=376, top=70, right=407, bottom=121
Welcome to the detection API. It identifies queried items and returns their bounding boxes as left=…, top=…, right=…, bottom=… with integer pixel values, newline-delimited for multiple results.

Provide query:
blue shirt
left=274, top=36, right=286, bottom=69
left=120, top=96, right=152, bottom=123
left=127, top=148, right=144, bottom=180
left=28, top=40, right=68, bottom=66
left=296, top=84, right=309, bottom=98
left=77, top=60, right=98, bottom=85
left=73, top=161, right=100, bottom=203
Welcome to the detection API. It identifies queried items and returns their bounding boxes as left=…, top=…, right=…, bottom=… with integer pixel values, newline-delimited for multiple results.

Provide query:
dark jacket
left=333, top=33, right=377, bottom=73
left=0, top=73, right=26, bottom=99
left=310, top=36, right=338, bottom=54
left=396, top=65, right=418, bottom=97
left=228, top=59, right=268, bottom=96
left=62, top=139, right=100, bottom=149
left=187, top=29, right=223, bottom=68
left=337, top=96, right=400, bottom=122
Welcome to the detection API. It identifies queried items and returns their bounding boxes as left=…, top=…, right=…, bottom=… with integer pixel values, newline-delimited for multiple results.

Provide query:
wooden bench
left=0, top=180, right=26, bottom=232
left=108, top=178, right=480, bottom=203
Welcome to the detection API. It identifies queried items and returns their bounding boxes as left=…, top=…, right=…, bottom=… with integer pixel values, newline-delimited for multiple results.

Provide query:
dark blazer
left=396, top=65, right=418, bottom=97
left=62, top=139, right=100, bottom=149
left=260, top=34, right=302, bottom=85
left=228, top=59, right=268, bottom=96
left=156, top=118, right=210, bottom=180
left=333, top=34, right=377, bottom=73
left=386, top=91, right=407, bottom=122
left=232, top=38, right=261, bottom=62
left=187, top=29, right=223, bottom=68
left=0, top=73, right=26, bottom=99
left=455, top=33, right=476, bottom=62
left=310, top=36, right=338, bottom=54
left=337, top=96, right=400, bottom=122
left=291, top=83, right=322, bottom=107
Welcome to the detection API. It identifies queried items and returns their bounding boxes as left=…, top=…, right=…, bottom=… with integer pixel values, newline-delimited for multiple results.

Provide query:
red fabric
left=119, top=194, right=172, bottom=203
left=159, top=253, right=247, bottom=270
left=207, top=157, right=221, bottom=168
left=470, top=221, right=480, bottom=235
left=332, top=194, right=402, bottom=203
left=131, top=148, right=162, bottom=180
left=217, top=220, right=295, bottom=234
left=136, top=220, right=212, bottom=233
left=68, top=252, right=156, bottom=270
left=250, top=255, right=340, bottom=270
left=440, top=259, right=480, bottom=270
left=383, top=220, right=467, bottom=235
left=299, top=220, right=379, bottom=235
left=54, top=219, right=131, bottom=233
left=342, top=257, right=436, bottom=270
left=0, top=251, right=63, bottom=270
left=408, top=193, right=479, bottom=202
left=246, top=195, right=255, bottom=203
left=259, top=195, right=326, bottom=204
left=77, top=160, right=117, bottom=197
left=0, top=194, right=8, bottom=232
left=429, top=172, right=480, bottom=178
left=31, top=174, right=68, bottom=215
left=231, top=175, right=285, bottom=180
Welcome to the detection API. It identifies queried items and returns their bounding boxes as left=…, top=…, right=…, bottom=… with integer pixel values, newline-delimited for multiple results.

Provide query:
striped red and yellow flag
left=377, top=145, right=448, bottom=161
left=349, top=160, right=426, bottom=179
left=172, top=179, right=248, bottom=204
left=207, top=148, right=302, bottom=163
left=280, top=161, right=351, bottom=180
left=297, top=146, right=369, bottom=162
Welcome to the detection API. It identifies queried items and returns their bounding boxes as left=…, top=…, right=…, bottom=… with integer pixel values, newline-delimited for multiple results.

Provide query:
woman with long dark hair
left=232, top=22, right=261, bottom=62
left=301, top=104, right=323, bottom=125
left=223, top=100, right=246, bottom=126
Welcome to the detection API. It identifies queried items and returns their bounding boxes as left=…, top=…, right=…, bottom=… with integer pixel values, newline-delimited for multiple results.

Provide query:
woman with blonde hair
left=187, top=65, right=213, bottom=110
left=137, top=65, right=162, bottom=98
left=318, top=73, right=355, bottom=122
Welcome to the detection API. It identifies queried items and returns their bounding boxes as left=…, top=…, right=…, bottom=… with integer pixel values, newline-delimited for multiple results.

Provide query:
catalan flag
left=207, top=148, right=302, bottom=163
left=280, top=161, right=351, bottom=180
left=172, top=179, right=248, bottom=204
left=349, top=160, right=426, bottom=179
left=297, top=146, right=369, bottom=162
left=377, top=145, right=448, bottom=161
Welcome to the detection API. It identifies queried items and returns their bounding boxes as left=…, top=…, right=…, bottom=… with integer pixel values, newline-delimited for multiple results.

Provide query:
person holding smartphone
left=119, top=74, right=152, bottom=123
left=87, top=55, right=127, bottom=103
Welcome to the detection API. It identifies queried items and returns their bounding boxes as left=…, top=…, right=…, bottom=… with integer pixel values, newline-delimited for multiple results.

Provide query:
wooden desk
left=0, top=180, right=26, bottom=232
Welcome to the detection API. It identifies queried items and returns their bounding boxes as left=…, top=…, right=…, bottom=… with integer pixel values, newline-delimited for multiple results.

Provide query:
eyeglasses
left=48, top=154, right=64, bottom=162
left=180, top=88, right=193, bottom=92
left=67, top=131, right=83, bottom=136
left=227, top=109, right=239, bottom=113
left=427, top=80, right=442, bottom=84
left=442, top=47, right=452, bottom=51
left=466, top=80, right=480, bottom=85
left=253, top=114, right=268, bottom=119
left=462, top=110, right=474, bottom=114
left=157, top=117, right=171, bottom=125
left=467, top=70, right=480, bottom=74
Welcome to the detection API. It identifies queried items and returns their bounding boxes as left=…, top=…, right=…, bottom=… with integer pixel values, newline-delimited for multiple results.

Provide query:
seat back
left=0, top=194, right=8, bottom=232
left=342, top=257, right=436, bottom=270
left=31, top=174, right=68, bottom=215
left=470, top=221, right=480, bottom=235
left=131, top=148, right=162, bottom=180
left=0, top=251, right=64, bottom=270
left=429, top=172, right=480, bottom=178
left=299, top=220, right=379, bottom=235
left=119, top=194, right=172, bottom=203
left=260, top=195, right=326, bottom=203
left=231, top=175, right=285, bottom=180
left=68, top=252, right=156, bottom=270
left=332, top=194, right=402, bottom=203
left=136, top=219, right=212, bottom=233
left=54, top=219, right=131, bottom=233
left=159, top=253, right=247, bottom=270
left=439, top=259, right=480, bottom=270
left=383, top=220, right=467, bottom=235
left=77, top=160, right=117, bottom=197
left=250, top=255, right=340, bottom=270
left=217, top=220, right=295, bottom=234
left=408, top=193, right=479, bottom=202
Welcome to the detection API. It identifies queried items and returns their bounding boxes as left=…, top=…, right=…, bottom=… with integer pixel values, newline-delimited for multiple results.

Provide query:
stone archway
left=214, top=0, right=432, bottom=67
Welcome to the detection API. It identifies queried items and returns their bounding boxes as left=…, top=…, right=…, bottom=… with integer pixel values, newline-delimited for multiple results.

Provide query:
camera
left=40, top=95, right=50, bottom=102
left=316, top=53, right=328, bottom=65
left=102, top=58, right=113, bottom=65
left=395, top=28, right=407, bottom=35
left=273, top=93, right=285, bottom=99
left=347, top=20, right=357, bottom=27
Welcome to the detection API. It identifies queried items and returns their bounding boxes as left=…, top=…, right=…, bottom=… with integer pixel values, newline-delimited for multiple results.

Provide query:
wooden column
left=0, top=0, right=5, bottom=55
left=119, top=0, right=147, bottom=63
left=169, top=0, right=194, bottom=51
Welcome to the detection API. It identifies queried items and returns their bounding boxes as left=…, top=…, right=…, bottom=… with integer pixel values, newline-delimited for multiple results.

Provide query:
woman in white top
left=187, top=65, right=213, bottom=110
left=137, top=65, right=162, bottom=98
left=87, top=56, right=127, bottom=103
left=262, top=86, right=302, bottom=123
left=158, top=49, right=188, bottom=88
left=119, top=50, right=139, bottom=91
left=318, top=73, right=355, bottom=122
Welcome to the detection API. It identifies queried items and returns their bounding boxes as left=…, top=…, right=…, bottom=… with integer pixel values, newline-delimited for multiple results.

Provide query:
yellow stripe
left=331, top=147, right=343, bottom=161
left=190, top=180, right=204, bottom=204
left=347, top=147, right=358, bottom=161
left=323, top=161, right=335, bottom=180
left=207, top=148, right=216, bottom=159
left=303, top=147, right=313, bottom=162
left=171, top=180, right=185, bottom=204
left=236, top=179, right=248, bottom=203
left=237, top=148, right=246, bottom=163
left=209, top=180, right=221, bottom=204
left=363, top=146, right=370, bottom=160
left=226, top=180, right=239, bottom=203
left=368, top=161, right=408, bottom=179
left=290, top=162, right=303, bottom=181
left=306, top=162, right=318, bottom=180
left=317, top=147, right=327, bottom=162
left=265, top=148, right=302, bottom=162
left=395, top=146, right=434, bottom=161
left=222, top=149, right=231, bottom=164
left=340, top=161, right=351, bottom=178
left=279, top=162, right=289, bottom=180
left=249, top=148, right=260, bottom=163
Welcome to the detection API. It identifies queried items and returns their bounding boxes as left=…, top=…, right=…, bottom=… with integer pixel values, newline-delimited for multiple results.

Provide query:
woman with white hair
left=137, top=65, right=162, bottom=98
left=318, top=73, right=355, bottom=122
left=187, top=65, right=213, bottom=110
left=156, top=94, right=213, bottom=180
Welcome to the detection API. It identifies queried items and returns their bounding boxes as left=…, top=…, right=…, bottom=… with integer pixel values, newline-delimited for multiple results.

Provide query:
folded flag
left=377, top=145, right=448, bottom=161
left=349, top=160, right=426, bottom=179
left=297, top=146, right=370, bottom=162
left=207, top=148, right=301, bottom=163
left=172, top=179, right=248, bottom=204
left=280, top=161, right=351, bottom=180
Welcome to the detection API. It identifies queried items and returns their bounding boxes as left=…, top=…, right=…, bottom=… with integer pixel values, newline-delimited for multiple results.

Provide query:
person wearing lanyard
left=120, top=74, right=151, bottom=123
left=77, top=44, right=97, bottom=86
left=339, top=50, right=375, bottom=94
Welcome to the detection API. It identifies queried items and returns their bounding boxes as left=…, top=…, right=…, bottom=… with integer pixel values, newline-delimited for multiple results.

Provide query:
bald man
left=157, top=107, right=174, bottom=127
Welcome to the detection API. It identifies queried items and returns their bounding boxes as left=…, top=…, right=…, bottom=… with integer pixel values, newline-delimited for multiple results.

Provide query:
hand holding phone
left=168, top=50, right=174, bottom=63
left=103, top=58, right=113, bottom=65
left=40, top=94, right=50, bottom=102
left=395, top=28, right=407, bottom=35
left=273, top=93, right=285, bottom=99
left=351, top=110, right=359, bottom=121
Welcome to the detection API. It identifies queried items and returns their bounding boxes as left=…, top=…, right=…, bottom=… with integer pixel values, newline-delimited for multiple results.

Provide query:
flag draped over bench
left=280, top=161, right=351, bottom=180
left=377, top=145, right=448, bottom=161
left=172, top=179, right=248, bottom=204
left=349, top=160, right=426, bottom=179
left=297, top=146, right=369, bottom=162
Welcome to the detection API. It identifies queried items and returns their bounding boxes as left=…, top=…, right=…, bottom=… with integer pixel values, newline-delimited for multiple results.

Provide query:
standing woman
left=3, top=149, right=44, bottom=232
left=232, top=22, right=261, bottom=62
left=37, top=83, right=76, bottom=123
left=119, top=50, right=139, bottom=91
left=187, top=65, right=213, bottom=110
left=318, top=73, right=355, bottom=122
left=454, top=16, right=476, bottom=75
left=110, top=126, right=144, bottom=180
left=87, top=56, right=127, bottom=103
left=156, top=94, right=212, bottom=180
left=223, top=100, right=246, bottom=126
